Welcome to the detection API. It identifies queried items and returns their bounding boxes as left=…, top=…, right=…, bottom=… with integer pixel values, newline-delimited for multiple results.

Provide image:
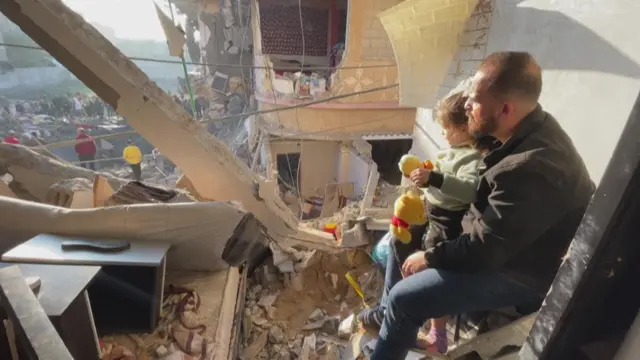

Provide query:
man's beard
left=469, top=114, right=499, bottom=138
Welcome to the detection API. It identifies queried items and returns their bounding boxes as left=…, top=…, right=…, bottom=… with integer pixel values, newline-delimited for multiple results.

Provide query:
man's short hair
left=478, top=51, right=542, bottom=103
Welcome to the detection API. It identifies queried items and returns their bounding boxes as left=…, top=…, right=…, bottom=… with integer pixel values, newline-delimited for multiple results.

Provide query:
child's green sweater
left=424, top=146, right=483, bottom=211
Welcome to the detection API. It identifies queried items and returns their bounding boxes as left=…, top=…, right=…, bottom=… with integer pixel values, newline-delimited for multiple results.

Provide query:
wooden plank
left=520, top=91, right=640, bottom=359
left=92, top=175, right=114, bottom=207
left=320, top=182, right=354, bottom=218
left=359, top=163, right=380, bottom=216
left=285, top=227, right=341, bottom=252
left=229, top=265, right=249, bottom=360
left=0, top=265, right=73, bottom=360
left=210, top=267, right=241, bottom=360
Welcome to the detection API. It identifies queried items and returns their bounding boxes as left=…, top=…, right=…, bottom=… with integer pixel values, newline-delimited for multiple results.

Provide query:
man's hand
left=410, top=168, right=431, bottom=186
left=401, top=251, right=428, bottom=277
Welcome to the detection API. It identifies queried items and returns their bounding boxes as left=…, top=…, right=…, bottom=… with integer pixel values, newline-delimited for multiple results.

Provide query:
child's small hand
left=410, top=168, right=431, bottom=186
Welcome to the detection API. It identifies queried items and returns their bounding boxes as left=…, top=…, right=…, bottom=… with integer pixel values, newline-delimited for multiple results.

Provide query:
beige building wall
left=330, top=0, right=405, bottom=103
left=411, top=1, right=494, bottom=160
left=260, top=104, right=416, bottom=136
left=268, top=139, right=341, bottom=198
left=379, top=0, right=478, bottom=108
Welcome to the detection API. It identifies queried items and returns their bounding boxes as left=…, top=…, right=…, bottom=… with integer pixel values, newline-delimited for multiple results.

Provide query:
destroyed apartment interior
left=0, top=0, right=639, bottom=360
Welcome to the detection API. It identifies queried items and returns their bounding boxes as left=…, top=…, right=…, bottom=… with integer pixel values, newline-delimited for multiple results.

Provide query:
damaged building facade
left=0, top=0, right=639, bottom=359
left=249, top=0, right=417, bottom=217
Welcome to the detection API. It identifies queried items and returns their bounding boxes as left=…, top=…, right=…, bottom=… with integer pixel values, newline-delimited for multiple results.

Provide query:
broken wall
left=198, top=0, right=253, bottom=78
left=0, top=196, right=245, bottom=271
left=409, top=0, right=640, bottom=184
left=329, top=0, right=404, bottom=103
left=268, top=139, right=340, bottom=198
left=379, top=0, right=478, bottom=108
left=337, top=143, right=370, bottom=197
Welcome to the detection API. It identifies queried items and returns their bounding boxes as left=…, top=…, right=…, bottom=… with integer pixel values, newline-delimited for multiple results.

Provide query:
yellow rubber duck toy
left=390, top=190, right=427, bottom=244
left=398, top=154, right=434, bottom=178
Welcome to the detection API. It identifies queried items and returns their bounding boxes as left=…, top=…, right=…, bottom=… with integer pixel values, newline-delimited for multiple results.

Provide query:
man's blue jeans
left=371, top=239, right=543, bottom=360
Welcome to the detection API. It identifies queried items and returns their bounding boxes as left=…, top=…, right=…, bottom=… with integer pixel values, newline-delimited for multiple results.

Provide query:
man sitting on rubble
left=360, top=52, right=595, bottom=360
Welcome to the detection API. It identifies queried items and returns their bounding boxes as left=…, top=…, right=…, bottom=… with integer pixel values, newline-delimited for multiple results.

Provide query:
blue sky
left=63, top=0, right=185, bottom=41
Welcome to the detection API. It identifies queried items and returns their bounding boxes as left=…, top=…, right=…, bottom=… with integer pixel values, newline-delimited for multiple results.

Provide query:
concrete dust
left=242, top=247, right=384, bottom=360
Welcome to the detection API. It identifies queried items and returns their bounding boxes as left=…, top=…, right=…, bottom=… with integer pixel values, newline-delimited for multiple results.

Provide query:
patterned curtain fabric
left=259, top=5, right=329, bottom=56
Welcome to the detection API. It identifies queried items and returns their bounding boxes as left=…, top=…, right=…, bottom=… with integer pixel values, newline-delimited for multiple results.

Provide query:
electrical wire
left=259, top=112, right=410, bottom=139
left=35, top=130, right=137, bottom=150
left=32, top=80, right=396, bottom=150
left=0, top=42, right=394, bottom=71
left=286, top=0, right=308, bottom=217
left=202, top=83, right=398, bottom=123
left=33, top=82, right=400, bottom=155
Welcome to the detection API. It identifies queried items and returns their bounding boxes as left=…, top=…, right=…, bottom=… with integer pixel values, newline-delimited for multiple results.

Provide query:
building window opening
left=276, top=152, right=301, bottom=193
left=368, top=139, right=413, bottom=185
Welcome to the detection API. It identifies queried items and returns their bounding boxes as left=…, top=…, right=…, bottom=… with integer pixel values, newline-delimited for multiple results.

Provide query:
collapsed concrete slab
left=0, top=0, right=298, bottom=242
left=0, top=144, right=126, bottom=202
left=0, top=181, right=17, bottom=199
left=45, top=177, right=94, bottom=208
left=0, top=195, right=258, bottom=271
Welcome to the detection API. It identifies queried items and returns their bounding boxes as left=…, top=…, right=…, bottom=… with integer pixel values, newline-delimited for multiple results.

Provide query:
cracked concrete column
left=0, top=0, right=297, bottom=241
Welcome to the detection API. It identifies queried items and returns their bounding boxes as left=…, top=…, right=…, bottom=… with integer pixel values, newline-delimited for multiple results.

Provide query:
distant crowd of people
left=2, top=92, right=116, bottom=119
left=2, top=130, right=47, bottom=147
left=2, top=127, right=171, bottom=182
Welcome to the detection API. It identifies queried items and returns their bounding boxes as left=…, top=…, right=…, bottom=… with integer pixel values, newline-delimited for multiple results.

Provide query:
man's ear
left=502, top=102, right=515, bottom=117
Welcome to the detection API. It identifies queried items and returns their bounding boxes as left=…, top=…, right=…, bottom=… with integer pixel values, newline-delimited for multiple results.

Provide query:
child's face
left=441, top=123, right=475, bottom=147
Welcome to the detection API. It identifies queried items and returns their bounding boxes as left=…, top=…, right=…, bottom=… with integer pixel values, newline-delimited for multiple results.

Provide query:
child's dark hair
left=434, top=91, right=468, bottom=128
left=435, top=90, right=497, bottom=152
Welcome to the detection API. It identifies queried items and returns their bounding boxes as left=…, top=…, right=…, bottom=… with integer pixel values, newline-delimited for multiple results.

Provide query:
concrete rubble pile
left=241, top=245, right=384, bottom=360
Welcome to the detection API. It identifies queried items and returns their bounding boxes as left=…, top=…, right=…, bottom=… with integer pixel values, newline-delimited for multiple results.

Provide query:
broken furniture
left=2, top=233, right=171, bottom=334
left=222, top=213, right=271, bottom=271
left=446, top=313, right=537, bottom=360
left=0, top=265, right=74, bottom=360
left=0, top=263, right=101, bottom=360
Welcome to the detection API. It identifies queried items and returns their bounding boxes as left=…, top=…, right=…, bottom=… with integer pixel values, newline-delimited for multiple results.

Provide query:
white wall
left=411, top=0, right=640, bottom=185
left=347, top=149, right=370, bottom=197
left=488, top=0, right=640, bottom=184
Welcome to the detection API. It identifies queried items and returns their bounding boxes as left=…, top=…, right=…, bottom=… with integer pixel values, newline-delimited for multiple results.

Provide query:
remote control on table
left=61, top=240, right=131, bottom=253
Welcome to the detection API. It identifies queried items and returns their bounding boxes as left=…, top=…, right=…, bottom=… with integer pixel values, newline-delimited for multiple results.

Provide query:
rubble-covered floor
left=240, top=248, right=384, bottom=360
left=101, top=270, right=230, bottom=360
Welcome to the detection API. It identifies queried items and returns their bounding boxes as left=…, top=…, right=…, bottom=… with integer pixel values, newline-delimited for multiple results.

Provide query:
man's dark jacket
left=425, top=105, right=595, bottom=294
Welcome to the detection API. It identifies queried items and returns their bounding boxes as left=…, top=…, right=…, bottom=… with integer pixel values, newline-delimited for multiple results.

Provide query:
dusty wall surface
left=251, top=0, right=270, bottom=100
left=268, top=139, right=340, bottom=198
left=379, top=0, right=479, bottom=108
left=259, top=103, right=415, bottom=136
left=410, top=0, right=640, bottom=184
left=329, top=0, right=403, bottom=103
left=336, top=143, right=370, bottom=197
